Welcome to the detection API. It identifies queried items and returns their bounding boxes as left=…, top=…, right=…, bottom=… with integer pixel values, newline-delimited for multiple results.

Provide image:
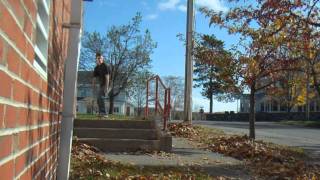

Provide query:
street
left=193, top=121, right=320, bottom=163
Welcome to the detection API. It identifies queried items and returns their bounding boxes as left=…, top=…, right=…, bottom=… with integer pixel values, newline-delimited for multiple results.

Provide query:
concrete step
left=74, top=119, right=155, bottom=129
left=73, top=128, right=159, bottom=140
left=78, top=138, right=160, bottom=152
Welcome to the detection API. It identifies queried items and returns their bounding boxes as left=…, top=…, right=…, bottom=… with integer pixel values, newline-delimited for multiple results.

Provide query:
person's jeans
left=97, top=86, right=106, bottom=114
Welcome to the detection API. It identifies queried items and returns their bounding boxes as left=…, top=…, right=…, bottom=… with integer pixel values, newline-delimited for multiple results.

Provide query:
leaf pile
left=168, top=123, right=199, bottom=138
left=208, top=135, right=320, bottom=179
left=70, top=140, right=225, bottom=180
left=168, top=123, right=320, bottom=180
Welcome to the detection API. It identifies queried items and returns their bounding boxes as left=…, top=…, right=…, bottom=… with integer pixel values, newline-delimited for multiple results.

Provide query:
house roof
left=78, top=71, right=93, bottom=84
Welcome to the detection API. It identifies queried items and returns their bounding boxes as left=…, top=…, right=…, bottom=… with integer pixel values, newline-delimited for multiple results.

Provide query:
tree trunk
left=249, top=85, right=256, bottom=139
left=109, top=95, right=114, bottom=115
left=209, top=93, right=213, bottom=113
left=287, top=104, right=292, bottom=113
left=137, top=99, right=141, bottom=116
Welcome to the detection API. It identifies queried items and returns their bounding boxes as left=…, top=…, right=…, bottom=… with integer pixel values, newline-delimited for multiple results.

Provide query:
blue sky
left=83, top=0, right=240, bottom=112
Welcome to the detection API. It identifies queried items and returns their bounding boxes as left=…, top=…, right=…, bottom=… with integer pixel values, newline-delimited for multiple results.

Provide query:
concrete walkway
left=103, top=137, right=251, bottom=179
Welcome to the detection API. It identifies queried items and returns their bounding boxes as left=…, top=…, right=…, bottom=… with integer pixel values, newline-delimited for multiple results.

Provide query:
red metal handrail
left=145, top=75, right=171, bottom=130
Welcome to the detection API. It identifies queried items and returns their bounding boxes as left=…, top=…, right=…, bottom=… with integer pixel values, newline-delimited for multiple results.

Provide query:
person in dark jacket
left=92, top=52, right=111, bottom=117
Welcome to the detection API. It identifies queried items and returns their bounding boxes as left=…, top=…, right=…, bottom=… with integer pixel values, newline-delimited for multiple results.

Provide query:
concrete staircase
left=73, top=119, right=172, bottom=152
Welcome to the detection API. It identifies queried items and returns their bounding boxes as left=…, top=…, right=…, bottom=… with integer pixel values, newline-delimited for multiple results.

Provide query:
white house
left=77, top=71, right=135, bottom=115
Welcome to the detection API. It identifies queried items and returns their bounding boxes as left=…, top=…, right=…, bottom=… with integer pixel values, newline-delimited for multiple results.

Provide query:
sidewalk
left=103, top=137, right=251, bottom=179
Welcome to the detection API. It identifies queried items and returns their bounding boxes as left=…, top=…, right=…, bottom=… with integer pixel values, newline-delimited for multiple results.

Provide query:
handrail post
left=145, top=80, right=149, bottom=118
left=168, top=88, right=171, bottom=122
left=163, top=89, right=168, bottom=130
left=155, top=76, right=159, bottom=114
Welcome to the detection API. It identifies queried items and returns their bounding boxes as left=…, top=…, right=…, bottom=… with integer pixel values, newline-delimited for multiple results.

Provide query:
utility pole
left=184, top=0, right=194, bottom=124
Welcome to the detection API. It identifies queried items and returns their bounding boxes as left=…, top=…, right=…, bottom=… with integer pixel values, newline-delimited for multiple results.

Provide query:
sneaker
left=97, top=113, right=108, bottom=118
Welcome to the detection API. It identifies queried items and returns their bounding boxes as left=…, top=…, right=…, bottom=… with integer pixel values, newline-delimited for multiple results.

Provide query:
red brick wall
left=0, top=0, right=71, bottom=179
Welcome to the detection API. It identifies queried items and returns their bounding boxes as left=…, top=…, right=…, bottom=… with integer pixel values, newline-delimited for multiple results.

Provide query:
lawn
left=76, top=113, right=136, bottom=120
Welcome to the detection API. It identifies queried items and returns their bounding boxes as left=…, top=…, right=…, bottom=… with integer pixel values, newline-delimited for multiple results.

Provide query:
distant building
left=77, top=71, right=135, bottom=115
left=239, top=91, right=320, bottom=113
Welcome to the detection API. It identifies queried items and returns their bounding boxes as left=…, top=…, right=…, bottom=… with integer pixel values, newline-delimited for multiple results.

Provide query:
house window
left=113, top=107, right=120, bottom=113
left=260, top=103, right=264, bottom=112
left=298, top=106, right=306, bottom=112
left=34, top=0, right=51, bottom=77
left=280, top=103, right=287, bottom=112
left=79, top=89, right=85, bottom=97
left=240, top=103, right=244, bottom=112
left=265, top=101, right=270, bottom=112
left=272, top=100, right=278, bottom=112
left=310, top=102, right=315, bottom=112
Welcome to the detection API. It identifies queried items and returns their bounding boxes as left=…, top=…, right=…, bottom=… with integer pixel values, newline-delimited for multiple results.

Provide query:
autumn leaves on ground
left=70, top=123, right=320, bottom=180
left=70, top=140, right=213, bottom=180
left=168, top=123, right=320, bottom=179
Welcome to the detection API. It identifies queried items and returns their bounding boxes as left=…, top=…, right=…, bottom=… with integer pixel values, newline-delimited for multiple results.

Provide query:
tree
left=79, top=31, right=107, bottom=71
left=128, top=70, right=153, bottom=116
left=267, top=70, right=310, bottom=113
left=163, top=76, right=184, bottom=120
left=80, top=13, right=157, bottom=114
left=200, top=3, right=297, bottom=139
left=194, top=34, right=240, bottom=113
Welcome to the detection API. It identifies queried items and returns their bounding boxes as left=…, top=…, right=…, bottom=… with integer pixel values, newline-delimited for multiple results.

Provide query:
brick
left=7, top=48, right=21, bottom=75
left=20, top=61, right=30, bottom=81
left=15, top=153, right=27, bottom=177
left=22, top=0, right=36, bottom=22
left=41, top=80, right=48, bottom=93
left=4, top=105, right=17, bottom=128
left=0, top=135, right=12, bottom=160
left=25, top=88, right=33, bottom=105
left=25, top=41, right=34, bottom=63
left=0, top=38, right=3, bottom=62
left=0, top=3, right=27, bottom=54
left=23, top=11, right=33, bottom=39
left=43, top=112, right=49, bottom=122
left=32, top=157, right=44, bottom=178
left=28, top=109, right=37, bottom=125
left=18, top=126, right=50, bottom=149
left=31, top=91, right=40, bottom=107
left=13, top=80, right=26, bottom=103
left=16, top=33, right=27, bottom=56
left=17, top=107, right=28, bottom=126
left=18, top=130, right=29, bottom=150
left=39, top=138, right=49, bottom=153
left=7, top=0, right=25, bottom=26
left=30, top=71, right=41, bottom=90
left=12, top=133, right=19, bottom=153
left=19, top=167, right=32, bottom=180
left=0, top=104, right=4, bottom=128
left=0, top=160, right=14, bottom=180
left=0, top=71, right=12, bottom=98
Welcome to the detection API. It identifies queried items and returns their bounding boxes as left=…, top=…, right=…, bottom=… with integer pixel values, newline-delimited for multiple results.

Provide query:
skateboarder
left=92, top=52, right=111, bottom=118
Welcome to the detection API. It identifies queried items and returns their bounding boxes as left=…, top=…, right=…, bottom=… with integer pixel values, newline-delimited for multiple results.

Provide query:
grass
left=76, top=113, right=136, bottom=120
left=279, top=120, right=320, bottom=128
